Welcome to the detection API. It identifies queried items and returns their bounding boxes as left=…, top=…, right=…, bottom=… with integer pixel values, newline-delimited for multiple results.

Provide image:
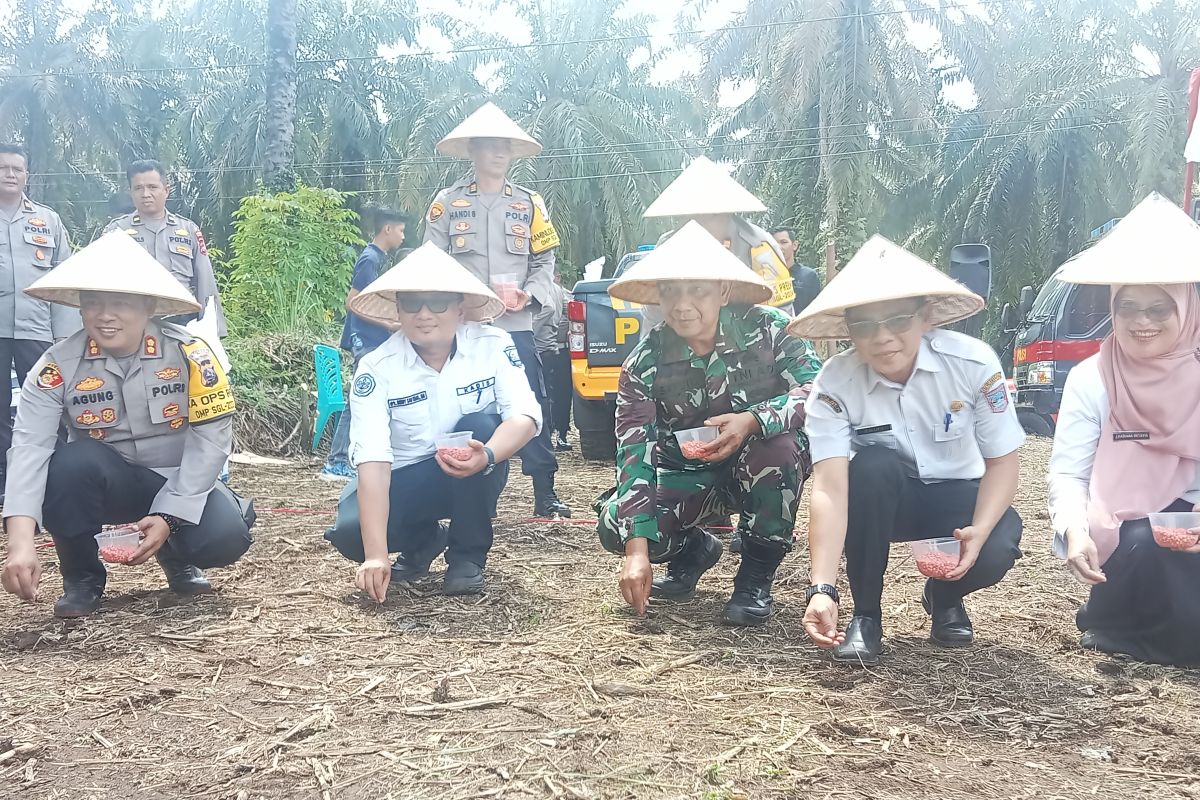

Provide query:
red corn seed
left=915, top=551, right=960, bottom=579
left=1152, top=526, right=1199, bottom=551
left=438, top=446, right=474, bottom=462
left=680, top=440, right=710, bottom=459
left=99, top=545, right=138, bottom=564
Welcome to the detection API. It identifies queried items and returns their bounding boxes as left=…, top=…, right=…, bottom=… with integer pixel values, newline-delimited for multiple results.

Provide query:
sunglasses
left=846, top=312, right=920, bottom=339
left=397, top=293, right=462, bottom=314
left=1114, top=302, right=1174, bottom=323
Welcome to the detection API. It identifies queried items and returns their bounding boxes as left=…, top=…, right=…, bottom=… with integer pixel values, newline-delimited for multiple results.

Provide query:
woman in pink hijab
left=1048, top=196, right=1200, bottom=664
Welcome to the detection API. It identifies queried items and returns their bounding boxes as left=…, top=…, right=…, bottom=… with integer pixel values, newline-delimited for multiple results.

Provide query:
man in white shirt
left=323, top=244, right=540, bottom=598
left=790, top=237, right=1025, bottom=667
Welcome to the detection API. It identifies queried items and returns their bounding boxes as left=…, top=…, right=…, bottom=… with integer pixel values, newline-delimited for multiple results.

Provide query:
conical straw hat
left=25, top=230, right=201, bottom=316
left=1053, top=193, right=1200, bottom=285
left=350, top=242, right=505, bottom=324
left=436, top=102, right=542, bottom=159
left=608, top=221, right=773, bottom=306
left=786, top=235, right=984, bottom=340
left=642, top=156, right=769, bottom=218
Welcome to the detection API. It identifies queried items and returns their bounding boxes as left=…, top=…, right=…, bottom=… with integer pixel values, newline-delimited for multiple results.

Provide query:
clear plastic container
left=491, top=273, right=521, bottom=309
left=436, top=431, right=474, bottom=462
left=674, top=426, right=720, bottom=459
left=95, top=525, right=142, bottom=565
left=1147, top=512, right=1200, bottom=550
left=910, top=537, right=961, bottom=579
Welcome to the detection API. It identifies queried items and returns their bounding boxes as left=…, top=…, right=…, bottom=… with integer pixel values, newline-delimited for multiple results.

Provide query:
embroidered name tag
left=388, top=392, right=428, bottom=408
left=855, top=424, right=893, bottom=435
left=1113, top=431, right=1150, bottom=441
left=456, top=377, right=496, bottom=397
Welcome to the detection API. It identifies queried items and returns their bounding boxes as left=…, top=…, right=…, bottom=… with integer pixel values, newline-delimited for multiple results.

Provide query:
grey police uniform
left=804, top=329, right=1025, bottom=617
left=102, top=213, right=227, bottom=336
left=4, top=322, right=253, bottom=575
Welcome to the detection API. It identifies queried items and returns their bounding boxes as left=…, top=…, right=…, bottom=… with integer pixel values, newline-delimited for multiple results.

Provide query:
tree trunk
left=263, top=0, right=298, bottom=193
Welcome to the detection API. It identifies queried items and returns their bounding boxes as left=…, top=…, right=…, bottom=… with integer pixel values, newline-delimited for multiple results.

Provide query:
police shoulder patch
left=428, top=201, right=445, bottom=223
left=182, top=339, right=235, bottom=424
left=353, top=374, right=377, bottom=397
left=36, top=363, right=63, bottom=390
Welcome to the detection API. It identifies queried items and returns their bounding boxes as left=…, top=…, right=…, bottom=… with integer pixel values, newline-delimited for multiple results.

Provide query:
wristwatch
left=804, top=584, right=840, bottom=605
left=481, top=446, right=496, bottom=476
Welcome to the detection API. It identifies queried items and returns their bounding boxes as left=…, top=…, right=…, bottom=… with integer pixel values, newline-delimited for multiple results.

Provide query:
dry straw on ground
left=3, top=438, right=1200, bottom=799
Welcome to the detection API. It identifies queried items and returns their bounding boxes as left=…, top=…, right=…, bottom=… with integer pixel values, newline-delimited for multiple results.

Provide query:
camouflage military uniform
left=596, top=304, right=821, bottom=561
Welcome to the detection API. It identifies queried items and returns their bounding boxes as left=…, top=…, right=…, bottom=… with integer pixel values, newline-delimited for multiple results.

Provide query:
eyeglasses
left=1114, top=302, right=1174, bottom=323
left=846, top=313, right=920, bottom=339
left=397, top=294, right=461, bottom=314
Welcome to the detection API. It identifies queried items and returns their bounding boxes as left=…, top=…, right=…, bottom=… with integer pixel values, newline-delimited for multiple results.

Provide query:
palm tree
left=263, top=0, right=299, bottom=191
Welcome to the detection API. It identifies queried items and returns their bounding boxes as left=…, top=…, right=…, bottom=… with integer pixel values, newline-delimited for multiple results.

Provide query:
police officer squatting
left=423, top=103, right=570, bottom=519
left=323, top=244, right=540, bottom=598
left=596, top=222, right=822, bottom=627
left=0, top=231, right=255, bottom=617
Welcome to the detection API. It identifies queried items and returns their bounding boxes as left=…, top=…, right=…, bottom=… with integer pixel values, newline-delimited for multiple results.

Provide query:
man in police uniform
left=1, top=232, right=253, bottom=618
left=771, top=226, right=823, bottom=314
left=643, top=156, right=796, bottom=315
left=324, top=244, right=540, bottom=598
left=790, top=237, right=1024, bottom=666
left=424, top=103, right=568, bottom=517
left=597, top=223, right=822, bottom=626
left=0, top=143, right=79, bottom=489
left=102, top=159, right=226, bottom=336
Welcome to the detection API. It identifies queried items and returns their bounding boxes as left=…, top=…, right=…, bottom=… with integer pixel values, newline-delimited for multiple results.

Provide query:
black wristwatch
left=805, top=584, right=840, bottom=605
left=155, top=513, right=185, bottom=538
left=481, top=446, right=496, bottom=476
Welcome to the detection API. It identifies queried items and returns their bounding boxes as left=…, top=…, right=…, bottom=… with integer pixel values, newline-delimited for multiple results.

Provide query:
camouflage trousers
left=596, top=431, right=811, bottom=563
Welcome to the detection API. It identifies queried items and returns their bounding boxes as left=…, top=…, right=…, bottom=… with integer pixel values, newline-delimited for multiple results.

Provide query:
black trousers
left=845, top=445, right=1023, bottom=618
left=0, top=337, right=51, bottom=476
left=540, top=347, right=572, bottom=438
left=324, top=412, right=509, bottom=567
left=43, top=439, right=254, bottom=570
left=508, top=330, right=557, bottom=477
left=1076, top=498, right=1200, bottom=665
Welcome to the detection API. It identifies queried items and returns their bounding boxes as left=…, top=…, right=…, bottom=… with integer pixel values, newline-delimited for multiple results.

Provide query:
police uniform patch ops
left=37, top=363, right=64, bottom=390
left=155, top=367, right=181, bottom=381
left=182, top=340, right=236, bottom=424
left=428, top=202, right=445, bottom=223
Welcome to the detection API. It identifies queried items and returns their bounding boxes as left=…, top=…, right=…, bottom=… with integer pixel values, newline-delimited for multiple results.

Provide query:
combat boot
left=533, top=474, right=571, bottom=518
left=651, top=529, right=723, bottom=600
left=392, top=522, right=449, bottom=581
left=156, top=548, right=214, bottom=596
left=52, top=534, right=106, bottom=618
left=720, top=543, right=783, bottom=627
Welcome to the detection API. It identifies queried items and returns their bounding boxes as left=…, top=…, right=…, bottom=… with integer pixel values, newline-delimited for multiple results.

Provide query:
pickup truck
left=566, top=246, right=652, bottom=460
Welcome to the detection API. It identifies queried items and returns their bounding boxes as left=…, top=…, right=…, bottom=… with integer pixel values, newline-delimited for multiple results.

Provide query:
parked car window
left=1064, top=284, right=1111, bottom=337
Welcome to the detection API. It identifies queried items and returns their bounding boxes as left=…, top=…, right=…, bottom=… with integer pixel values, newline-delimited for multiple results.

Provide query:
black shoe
left=392, top=522, right=449, bottom=581
left=832, top=616, right=884, bottom=666
left=52, top=534, right=106, bottom=619
left=533, top=474, right=571, bottom=518
left=719, top=550, right=780, bottom=627
left=554, top=435, right=572, bottom=452
left=922, top=588, right=974, bottom=647
left=157, top=553, right=214, bottom=596
left=54, top=580, right=104, bottom=618
left=728, top=533, right=742, bottom=554
left=651, top=529, right=722, bottom=600
left=443, top=561, right=485, bottom=595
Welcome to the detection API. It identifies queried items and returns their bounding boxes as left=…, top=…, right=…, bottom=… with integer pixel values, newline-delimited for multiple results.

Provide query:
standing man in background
left=424, top=102, right=570, bottom=517
left=771, top=227, right=822, bottom=315
left=320, top=209, right=409, bottom=480
left=535, top=272, right=572, bottom=451
left=103, top=159, right=227, bottom=336
left=0, top=143, right=78, bottom=496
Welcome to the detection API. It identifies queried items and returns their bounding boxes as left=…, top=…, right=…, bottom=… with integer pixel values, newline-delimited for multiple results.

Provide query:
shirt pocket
left=450, top=232, right=478, bottom=255
left=852, top=425, right=897, bottom=450
left=456, top=378, right=498, bottom=415
left=23, top=231, right=55, bottom=269
left=506, top=222, right=530, bottom=256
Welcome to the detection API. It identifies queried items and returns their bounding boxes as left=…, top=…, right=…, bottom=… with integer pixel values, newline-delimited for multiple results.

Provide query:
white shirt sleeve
left=1047, top=360, right=1103, bottom=557
left=970, top=352, right=1026, bottom=459
left=804, top=368, right=853, bottom=464
left=349, top=355, right=395, bottom=467
left=493, top=333, right=543, bottom=434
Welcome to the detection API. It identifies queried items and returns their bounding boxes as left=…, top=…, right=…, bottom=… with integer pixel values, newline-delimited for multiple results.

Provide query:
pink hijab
left=1087, top=283, right=1200, bottom=563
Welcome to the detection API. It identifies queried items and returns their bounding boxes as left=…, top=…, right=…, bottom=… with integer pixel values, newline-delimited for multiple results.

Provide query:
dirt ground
left=3, top=437, right=1200, bottom=799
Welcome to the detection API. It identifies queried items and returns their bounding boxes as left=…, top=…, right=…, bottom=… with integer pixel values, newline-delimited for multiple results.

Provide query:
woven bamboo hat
left=642, top=156, right=769, bottom=218
left=25, top=230, right=201, bottom=316
left=350, top=242, right=505, bottom=324
left=1053, top=193, right=1200, bottom=285
left=436, top=102, right=542, bottom=159
left=607, top=221, right=773, bottom=306
left=786, top=235, right=984, bottom=340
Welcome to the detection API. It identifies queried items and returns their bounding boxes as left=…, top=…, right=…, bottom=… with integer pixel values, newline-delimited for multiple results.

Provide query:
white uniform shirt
left=349, top=322, right=542, bottom=469
left=1047, top=354, right=1200, bottom=557
left=805, top=329, right=1025, bottom=481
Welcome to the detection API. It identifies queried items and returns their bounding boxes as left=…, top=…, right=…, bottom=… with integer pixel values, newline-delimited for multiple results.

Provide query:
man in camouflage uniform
left=103, top=159, right=227, bottom=336
left=424, top=103, right=568, bottom=517
left=597, top=223, right=821, bottom=626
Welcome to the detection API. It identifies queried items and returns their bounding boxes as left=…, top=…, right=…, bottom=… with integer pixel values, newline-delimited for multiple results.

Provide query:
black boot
left=52, top=534, right=106, bottom=618
left=720, top=544, right=782, bottom=626
left=922, top=586, right=973, bottom=647
left=156, top=548, right=214, bottom=596
left=651, top=529, right=722, bottom=600
left=533, top=474, right=571, bottom=518
left=393, top=522, right=449, bottom=581
left=833, top=616, right=884, bottom=666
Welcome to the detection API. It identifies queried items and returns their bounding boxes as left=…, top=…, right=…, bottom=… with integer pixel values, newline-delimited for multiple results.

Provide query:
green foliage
left=223, top=184, right=363, bottom=337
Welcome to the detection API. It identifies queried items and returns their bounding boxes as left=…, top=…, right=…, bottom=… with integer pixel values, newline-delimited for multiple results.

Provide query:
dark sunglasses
left=397, top=293, right=462, bottom=314
left=846, top=313, right=920, bottom=339
left=1114, top=302, right=1174, bottom=323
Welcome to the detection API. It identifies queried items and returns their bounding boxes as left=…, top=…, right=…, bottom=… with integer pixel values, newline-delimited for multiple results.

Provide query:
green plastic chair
left=312, top=344, right=347, bottom=451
